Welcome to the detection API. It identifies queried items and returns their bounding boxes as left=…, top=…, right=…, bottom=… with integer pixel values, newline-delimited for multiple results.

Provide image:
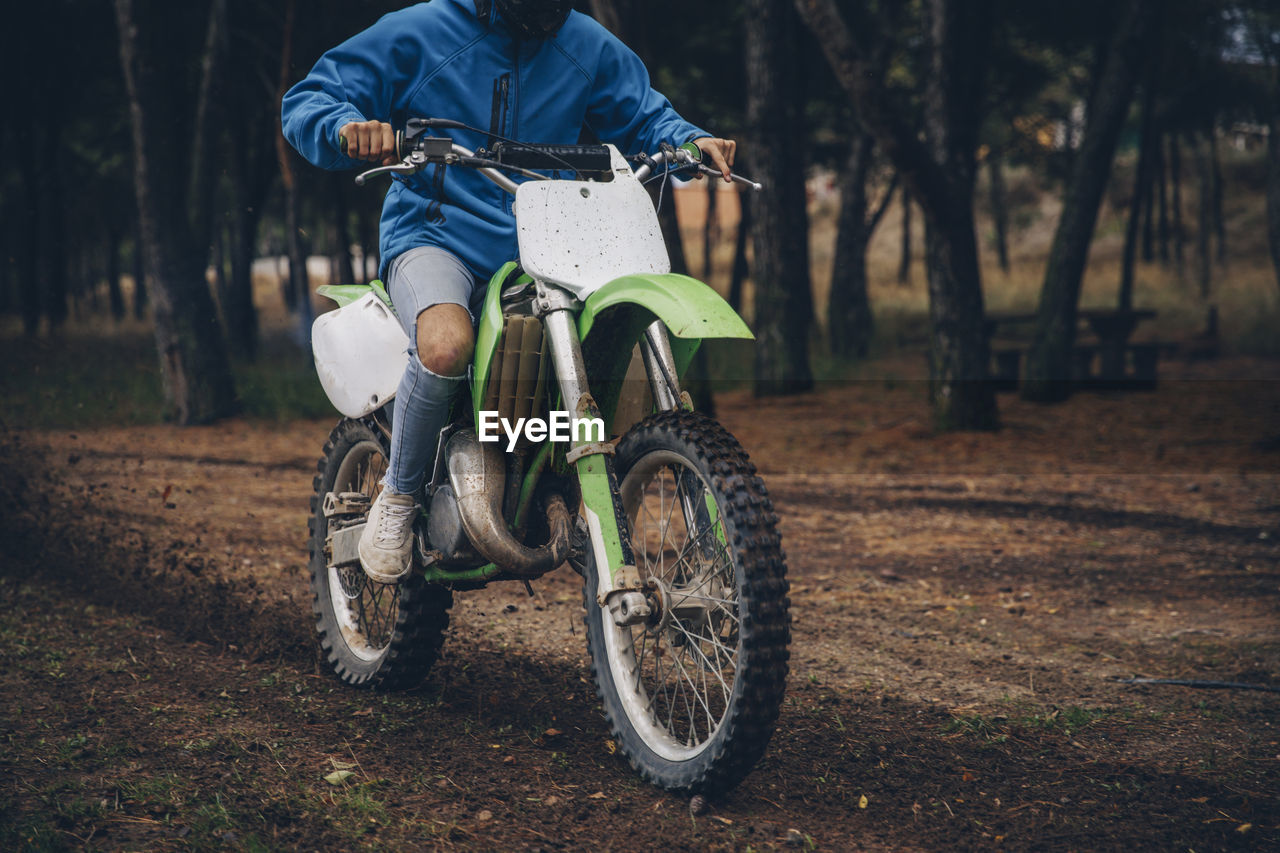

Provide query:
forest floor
left=1, top=353, right=1278, bottom=851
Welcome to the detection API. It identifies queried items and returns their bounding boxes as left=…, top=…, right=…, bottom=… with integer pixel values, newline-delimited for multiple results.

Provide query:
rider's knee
left=413, top=303, right=474, bottom=377
left=416, top=342, right=472, bottom=377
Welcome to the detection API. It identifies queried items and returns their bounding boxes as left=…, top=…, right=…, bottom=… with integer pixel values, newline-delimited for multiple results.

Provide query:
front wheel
left=583, top=411, right=790, bottom=794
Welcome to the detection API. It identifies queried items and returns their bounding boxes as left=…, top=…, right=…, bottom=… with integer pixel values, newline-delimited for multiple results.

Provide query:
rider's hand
left=692, top=137, right=737, bottom=182
left=339, top=120, right=397, bottom=165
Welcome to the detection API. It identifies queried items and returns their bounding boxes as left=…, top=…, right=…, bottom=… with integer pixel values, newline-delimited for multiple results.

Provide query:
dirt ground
left=1, top=355, right=1278, bottom=851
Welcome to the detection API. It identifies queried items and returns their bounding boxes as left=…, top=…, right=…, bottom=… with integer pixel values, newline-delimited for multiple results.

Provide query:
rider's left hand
left=692, top=137, right=736, bottom=182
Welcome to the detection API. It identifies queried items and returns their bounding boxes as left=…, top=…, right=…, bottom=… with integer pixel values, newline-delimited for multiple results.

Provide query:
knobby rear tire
left=583, top=411, right=791, bottom=794
left=308, top=417, right=452, bottom=690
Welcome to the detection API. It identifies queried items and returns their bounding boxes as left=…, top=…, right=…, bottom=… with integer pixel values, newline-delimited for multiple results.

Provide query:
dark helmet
left=494, top=0, right=572, bottom=40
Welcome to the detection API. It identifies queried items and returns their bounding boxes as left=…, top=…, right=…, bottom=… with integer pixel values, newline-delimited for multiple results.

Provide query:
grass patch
left=945, top=705, right=1117, bottom=743
left=0, top=326, right=332, bottom=429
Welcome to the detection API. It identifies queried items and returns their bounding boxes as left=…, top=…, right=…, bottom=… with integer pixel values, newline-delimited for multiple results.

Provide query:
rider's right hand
left=339, top=120, right=397, bottom=165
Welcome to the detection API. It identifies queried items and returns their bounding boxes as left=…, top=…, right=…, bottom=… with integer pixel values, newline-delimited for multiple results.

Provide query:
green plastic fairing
left=316, top=280, right=393, bottom=309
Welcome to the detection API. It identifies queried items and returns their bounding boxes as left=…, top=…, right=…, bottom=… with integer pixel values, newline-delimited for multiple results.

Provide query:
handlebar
left=632, top=148, right=763, bottom=192
left=351, top=119, right=762, bottom=194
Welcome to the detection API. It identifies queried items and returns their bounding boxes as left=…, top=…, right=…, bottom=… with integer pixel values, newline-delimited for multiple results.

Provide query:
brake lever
left=354, top=160, right=420, bottom=186
left=696, top=164, right=763, bottom=192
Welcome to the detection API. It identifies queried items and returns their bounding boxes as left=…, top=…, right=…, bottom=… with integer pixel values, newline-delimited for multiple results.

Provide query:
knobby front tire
left=308, top=418, right=452, bottom=689
left=583, top=411, right=791, bottom=794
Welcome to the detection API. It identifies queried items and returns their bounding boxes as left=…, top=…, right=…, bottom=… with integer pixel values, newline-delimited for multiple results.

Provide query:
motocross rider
left=281, top=0, right=737, bottom=584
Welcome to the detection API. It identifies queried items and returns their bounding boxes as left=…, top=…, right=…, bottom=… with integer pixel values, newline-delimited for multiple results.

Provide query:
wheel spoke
left=668, top=615, right=734, bottom=702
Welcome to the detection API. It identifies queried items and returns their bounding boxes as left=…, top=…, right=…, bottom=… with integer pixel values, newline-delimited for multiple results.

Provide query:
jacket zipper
left=487, top=72, right=510, bottom=150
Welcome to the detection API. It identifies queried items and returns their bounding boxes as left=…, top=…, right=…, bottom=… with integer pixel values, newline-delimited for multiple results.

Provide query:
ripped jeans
left=382, top=246, right=486, bottom=496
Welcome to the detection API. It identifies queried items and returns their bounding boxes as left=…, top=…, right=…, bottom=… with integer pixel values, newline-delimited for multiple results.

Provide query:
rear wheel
left=583, top=411, right=790, bottom=793
left=308, top=418, right=451, bottom=689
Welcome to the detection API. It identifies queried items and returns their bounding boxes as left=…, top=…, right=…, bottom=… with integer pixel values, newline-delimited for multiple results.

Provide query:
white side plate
left=312, top=292, right=410, bottom=417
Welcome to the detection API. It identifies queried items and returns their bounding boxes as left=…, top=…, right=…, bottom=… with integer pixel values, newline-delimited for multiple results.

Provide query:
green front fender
left=578, top=273, right=753, bottom=349
left=577, top=273, right=753, bottom=432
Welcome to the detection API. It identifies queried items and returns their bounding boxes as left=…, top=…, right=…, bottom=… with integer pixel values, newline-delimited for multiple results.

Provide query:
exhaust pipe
left=446, top=430, right=571, bottom=577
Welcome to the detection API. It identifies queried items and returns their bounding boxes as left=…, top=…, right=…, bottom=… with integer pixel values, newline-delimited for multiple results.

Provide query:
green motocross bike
left=307, top=118, right=790, bottom=794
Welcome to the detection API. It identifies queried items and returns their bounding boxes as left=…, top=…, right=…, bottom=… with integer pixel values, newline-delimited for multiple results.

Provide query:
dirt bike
left=307, top=118, right=790, bottom=794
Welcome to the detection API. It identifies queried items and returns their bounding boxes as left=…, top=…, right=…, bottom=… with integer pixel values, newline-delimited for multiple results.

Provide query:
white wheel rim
left=328, top=439, right=401, bottom=662
left=603, top=450, right=740, bottom=761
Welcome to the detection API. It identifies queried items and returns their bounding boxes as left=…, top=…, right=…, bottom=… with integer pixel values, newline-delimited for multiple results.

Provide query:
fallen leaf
left=604, top=739, right=617, bottom=755
left=329, top=759, right=357, bottom=770
left=859, top=794, right=869, bottom=809
left=477, top=810, right=493, bottom=822
left=323, top=770, right=355, bottom=786
left=1237, top=823, right=1253, bottom=834
left=543, top=728, right=563, bottom=738
left=351, top=708, right=373, bottom=717
left=587, top=791, right=606, bottom=799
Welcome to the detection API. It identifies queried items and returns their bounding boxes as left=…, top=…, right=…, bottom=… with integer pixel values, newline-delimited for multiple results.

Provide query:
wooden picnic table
left=985, top=308, right=1163, bottom=389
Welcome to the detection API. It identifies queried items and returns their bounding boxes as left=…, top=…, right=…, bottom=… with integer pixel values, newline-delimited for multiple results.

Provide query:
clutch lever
left=354, top=160, right=420, bottom=186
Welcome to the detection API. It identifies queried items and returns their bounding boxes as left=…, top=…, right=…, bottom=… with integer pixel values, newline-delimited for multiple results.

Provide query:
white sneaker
left=358, top=488, right=417, bottom=584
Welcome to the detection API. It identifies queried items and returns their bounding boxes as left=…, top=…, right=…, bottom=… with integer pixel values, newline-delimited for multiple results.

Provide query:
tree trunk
left=331, top=172, right=356, bottom=285
left=1210, top=128, right=1226, bottom=266
left=107, top=224, right=126, bottom=322
left=898, top=184, right=912, bottom=284
left=1269, top=115, right=1280, bottom=293
left=131, top=224, right=149, bottom=320
left=1195, top=131, right=1212, bottom=300
left=702, top=178, right=718, bottom=281
left=1155, top=130, right=1169, bottom=263
left=223, top=130, right=265, bottom=361
left=829, top=133, right=875, bottom=358
left=0, top=232, right=9, bottom=317
left=212, top=222, right=227, bottom=318
left=18, top=168, right=41, bottom=336
left=728, top=192, right=750, bottom=314
left=1021, top=0, right=1153, bottom=402
left=1170, top=133, right=1185, bottom=274
left=748, top=0, right=814, bottom=396
left=275, top=0, right=313, bottom=344
left=987, top=152, right=1010, bottom=272
left=794, top=0, right=995, bottom=428
left=115, top=0, right=238, bottom=423
left=1120, top=79, right=1157, bottom=310
left=356, top=202, right=377, bottom=281
left=40, top=120, right=69, bottom=332
left=916, top=0, right=995, bottom=429
left=1152, top=131, right=1162, bottom=261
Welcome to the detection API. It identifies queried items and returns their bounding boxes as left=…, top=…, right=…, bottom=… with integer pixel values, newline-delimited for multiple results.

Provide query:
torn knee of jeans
left=416, top=344, right=472, bottom=376
left=406, top=349, right=467, bottom=382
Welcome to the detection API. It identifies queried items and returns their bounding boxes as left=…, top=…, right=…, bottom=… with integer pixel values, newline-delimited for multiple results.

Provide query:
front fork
left=537, top=286, right=685, bottom=626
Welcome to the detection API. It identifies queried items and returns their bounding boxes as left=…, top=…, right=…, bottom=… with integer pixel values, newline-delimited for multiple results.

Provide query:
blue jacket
left=281, top=0, right=708, bottom=281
